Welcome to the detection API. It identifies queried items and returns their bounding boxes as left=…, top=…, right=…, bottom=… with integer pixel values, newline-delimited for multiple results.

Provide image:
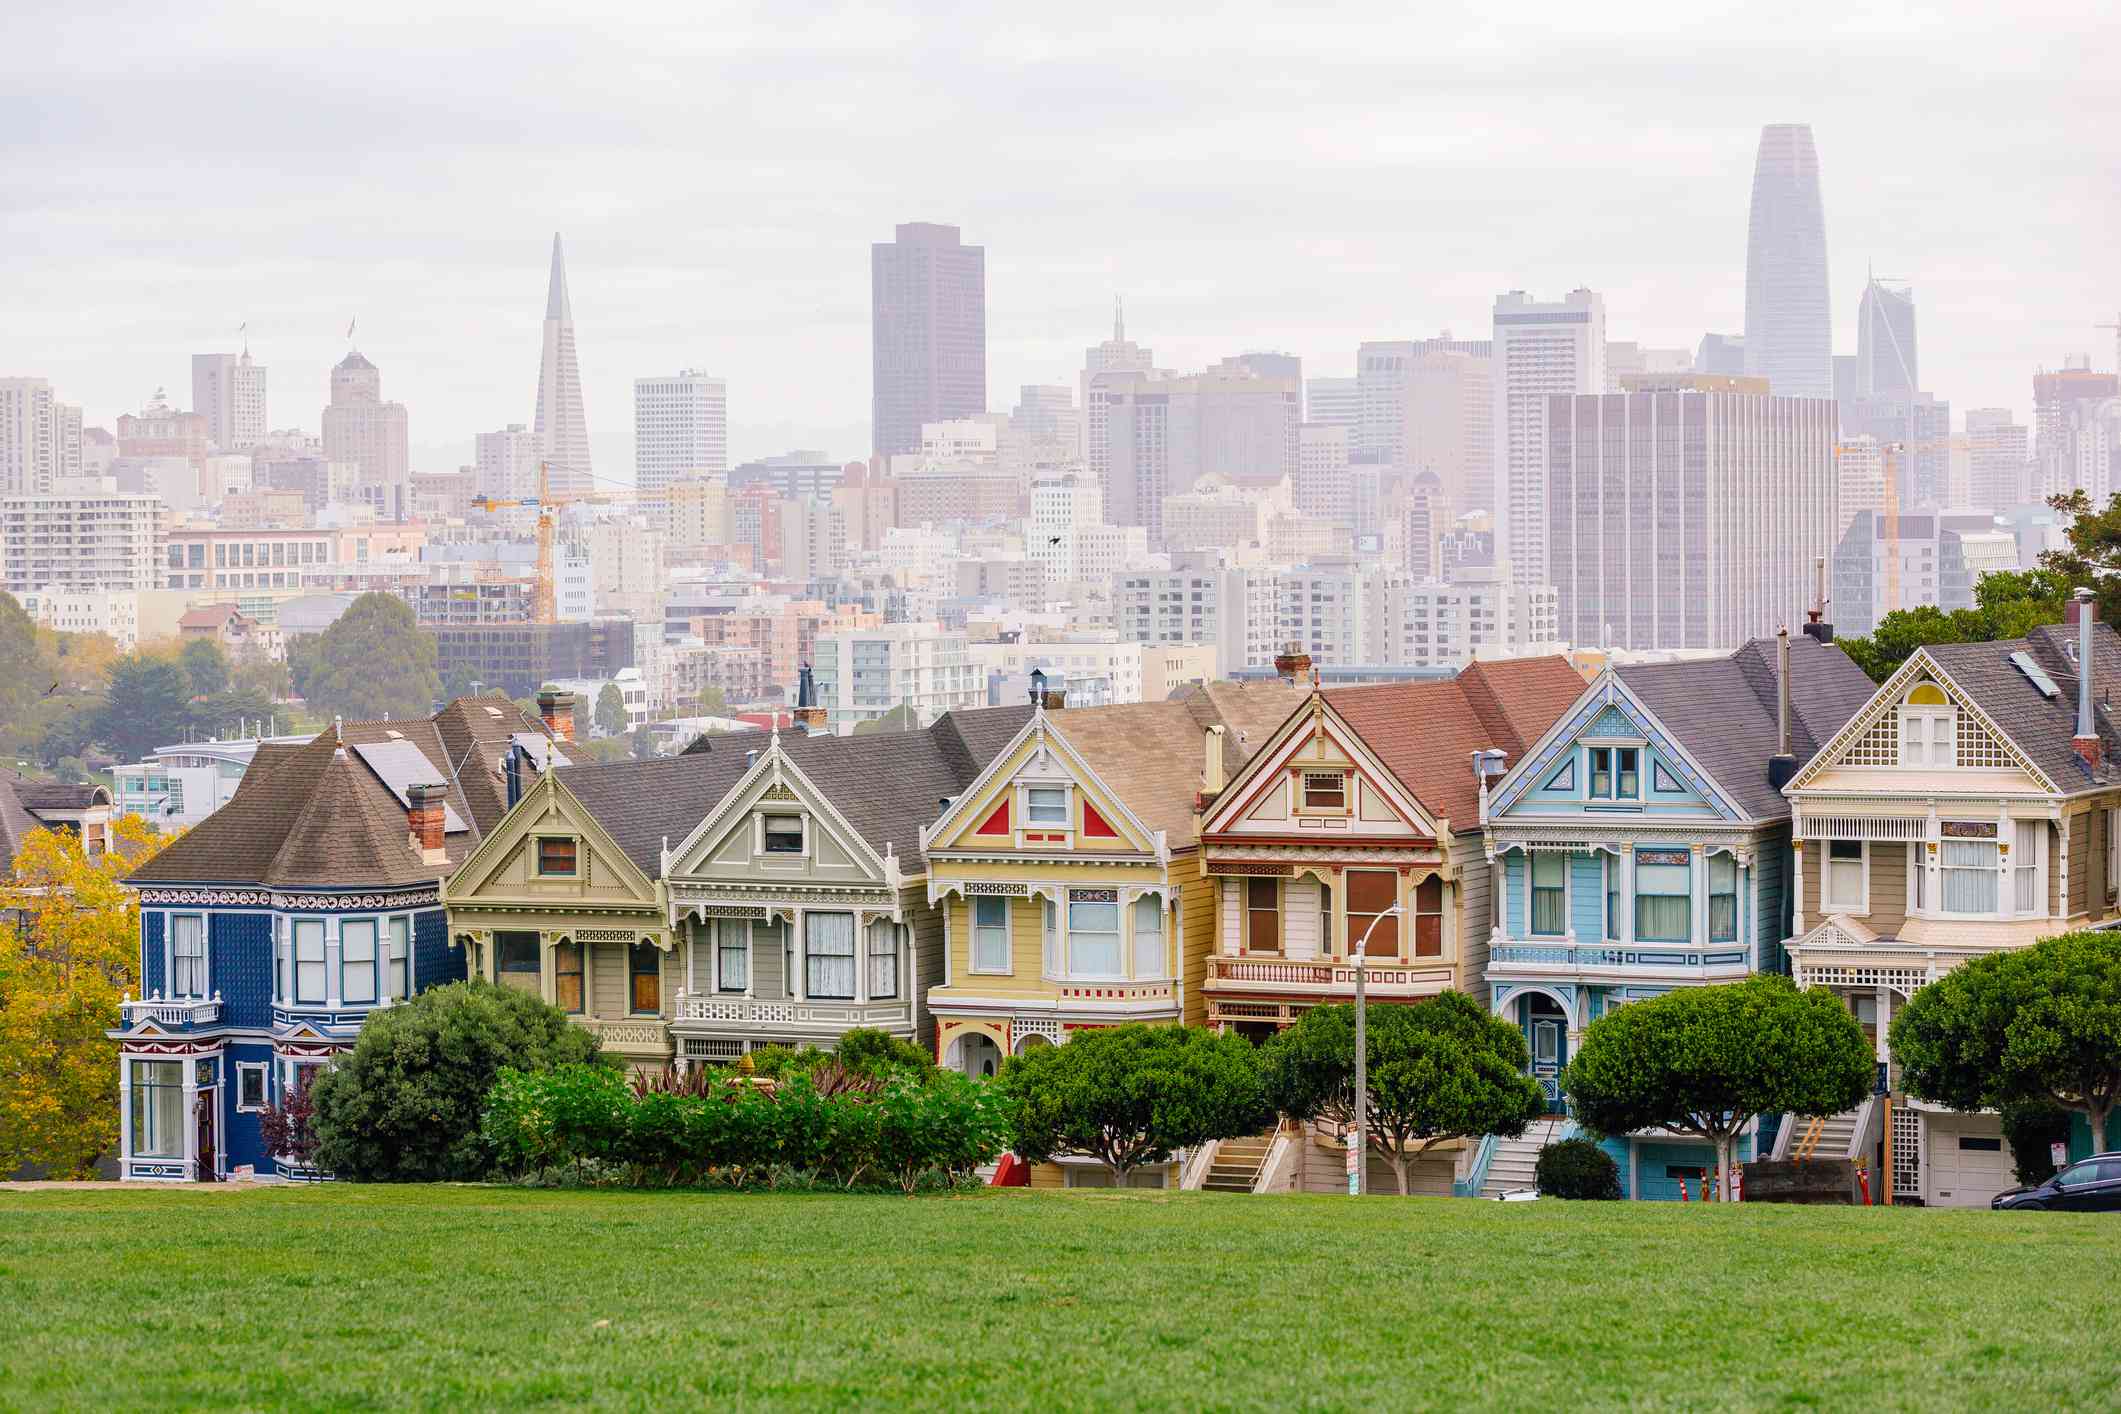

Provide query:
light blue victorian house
left=111, top=697, right=561, bottom=1180
left=1474, top=633, right=1875, bottom=1198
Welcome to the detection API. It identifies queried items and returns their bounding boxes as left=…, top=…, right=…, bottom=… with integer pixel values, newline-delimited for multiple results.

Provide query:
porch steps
left=1785, top=1103, right=1867, bottom=1163
left=1200, top=1133, right=1276, bottom=1193
left=1479, top=1117, right=1572, bottom=1199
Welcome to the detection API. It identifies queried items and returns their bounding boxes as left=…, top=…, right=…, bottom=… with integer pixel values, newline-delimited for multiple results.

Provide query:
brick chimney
left=1273, top=640, right=1312, bottom=686
left=407, top=782, right=448, bottom=863
left=792, top=663, right=828, bottom=734
left=536, top=689, right=575, bottom=743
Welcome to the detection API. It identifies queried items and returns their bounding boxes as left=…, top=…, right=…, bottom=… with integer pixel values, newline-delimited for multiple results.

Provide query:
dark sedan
left=1992, top=1153, right=2121, bottom=1211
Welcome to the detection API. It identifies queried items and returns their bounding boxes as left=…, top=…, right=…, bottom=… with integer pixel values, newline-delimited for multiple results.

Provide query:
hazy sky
left=6, top=1, right=2116, bottom=483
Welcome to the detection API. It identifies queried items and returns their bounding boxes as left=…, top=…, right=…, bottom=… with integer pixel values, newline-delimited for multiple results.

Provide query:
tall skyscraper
left=1082, top=298, right=1159, bottom=491
left=871, top=222, right=986, bottom=460
left=1102, top=362, right=1300, bottom=543
left=1743, top=123, right=1833, bottom=398
left=534, top=233, right=593, bottom=497
left=1493, top=289, right=1605, bottom=589
left=0, top=378, right=59, bottom=494
left=1306, top=376, right=1360, bottom=433
left=1857, top=277, right=1918, bottom=398
left=1545, top=376, right=1839, bottom=651
left=321, top=349, right=410, bottom=511
left=633, top=370, right=727, bottom=500
left=1965, top=408, right=2029, bottom=510
left=191, top=350, right=267, bottom=452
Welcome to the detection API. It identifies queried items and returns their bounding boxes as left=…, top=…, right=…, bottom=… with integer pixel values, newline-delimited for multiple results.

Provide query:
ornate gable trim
left=1201, top=692, right=1442, bottom=840
left=1485, top=674, right=1744, bottom=824
left=664, top=731, right=891, bottom=883
left=919, top=710, right=1162, bottom=860
left=1787, top=648, right=2056, bottom=793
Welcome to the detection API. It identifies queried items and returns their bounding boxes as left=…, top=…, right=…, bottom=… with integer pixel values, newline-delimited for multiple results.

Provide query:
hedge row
left=480, top=1063, right=1011, bottom=1193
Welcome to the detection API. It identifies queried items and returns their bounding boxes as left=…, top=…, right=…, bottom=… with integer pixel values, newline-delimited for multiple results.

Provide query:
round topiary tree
left=310, top=980, right=608, bottom=1181
left=1535, top=1135, right=1622, bottom=1200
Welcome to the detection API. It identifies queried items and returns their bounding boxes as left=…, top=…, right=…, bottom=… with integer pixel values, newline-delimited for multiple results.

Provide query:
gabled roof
left=1918, top=622, right=2121, bottom=792
left=125, top=698, right=553, bottom=890
left=0, top=777, right=47, bottom=878
left=1326, top=656, right=1586, bottom=832
left=1615, top=635, right=1875, bottom=820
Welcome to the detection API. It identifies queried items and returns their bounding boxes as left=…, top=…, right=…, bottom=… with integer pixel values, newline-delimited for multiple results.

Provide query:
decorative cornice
left=138, top=886, right=440, bottom=911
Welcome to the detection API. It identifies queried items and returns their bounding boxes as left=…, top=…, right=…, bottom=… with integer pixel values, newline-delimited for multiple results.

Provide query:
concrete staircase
left=1479, top=1116, right=1572, bottom=1199
left=1201, top=1132, right=1276, bottom=1193
left=1776, top=1097, right=1876, bottom=1164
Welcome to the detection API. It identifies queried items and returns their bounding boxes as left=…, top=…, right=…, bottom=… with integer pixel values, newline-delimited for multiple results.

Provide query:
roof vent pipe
left=2073, top=587, right=2100, bottom=773
left=1767, top=627, right=1799, bottom=790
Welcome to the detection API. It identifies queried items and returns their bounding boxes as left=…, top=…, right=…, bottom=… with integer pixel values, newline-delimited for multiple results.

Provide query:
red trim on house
left=974, top=799, right=1010, bottom=836
left=1081, top=800, right=1119, bottom=838
left=1199, top=833, right=1441, bottom=850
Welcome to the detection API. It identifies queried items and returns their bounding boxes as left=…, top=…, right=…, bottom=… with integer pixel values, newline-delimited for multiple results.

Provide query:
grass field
left=0, top=1185, right=2113, bottom=1410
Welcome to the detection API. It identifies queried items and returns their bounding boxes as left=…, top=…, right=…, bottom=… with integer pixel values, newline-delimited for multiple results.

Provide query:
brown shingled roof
left=1327, top=656, right=1588, bottom=833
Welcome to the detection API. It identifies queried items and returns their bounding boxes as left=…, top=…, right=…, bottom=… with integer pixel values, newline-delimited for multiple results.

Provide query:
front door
left=1527, top=997, right=1567, bottom=1114
left=194, top=1088, right=219, bottom=1182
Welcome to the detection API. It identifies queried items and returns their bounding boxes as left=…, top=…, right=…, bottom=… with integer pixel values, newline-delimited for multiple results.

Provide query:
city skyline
left=4, top=3, right=2114, bottom=480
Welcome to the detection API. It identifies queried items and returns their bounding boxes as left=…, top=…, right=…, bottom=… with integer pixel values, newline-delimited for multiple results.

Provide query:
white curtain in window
left=2015, top=821, right=2042, bottom=913
left=341, top=920, right=378, bottom=1004
left=1068, top=900, right=1122, bottom=977
left=1941, top=840, right=1999, bottom=914
left=1633, top=861, right=1691, bottom=942
left=974, top=897, right=1011, bottom=972
left=867, top=920, right=899, bottom=1000
left=171, top=915, right=205, bottom=998
left=806, top=913, right=856, bottom=998
left=1131, top=896, right=1164, bottom=978
left=294, top=920, right=326, bottom=1004
left=716, top=918, right=749, bottom=992
left=130, top=1059, right=183, bottom=1158
left=387, top=917, right=411, bottom=999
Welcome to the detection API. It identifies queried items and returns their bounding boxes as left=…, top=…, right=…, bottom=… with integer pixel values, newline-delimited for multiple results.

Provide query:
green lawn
left=0, top=1186, right=2112, bottom=1410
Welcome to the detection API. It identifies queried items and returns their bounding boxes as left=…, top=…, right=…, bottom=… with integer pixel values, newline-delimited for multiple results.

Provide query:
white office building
left=633, top=370, right=728, bottom=500
left=1494, top=290, right=1605, bottom=591
left=1, top=484, right=164, bottom=595
left=809, top=621, right=986, bottom=731
left=192, top=351, right=268, bottom=452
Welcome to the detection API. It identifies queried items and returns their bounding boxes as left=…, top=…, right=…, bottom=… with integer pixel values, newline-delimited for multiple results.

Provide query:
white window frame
left=293, top=918, right=327, bottom=1006
left=2013, top=819, right=2047, bottom=917
left=1934, top=829, right=2003, bottom=918
left=1898, top=705, right=1957, bottom=767
left=1064, top=897, right=1124, bottom=980
left=1024, top=786, right=1069, bottom=827
left=971, top=896, right=1011, bottom=974
left=759, top=812, right=807, bottom=857
left=714, top=918, right=750, bottom=994
left=234, top=1061, right=269, bottom=1114
left=1823, top=839, right=1869, bottom=914
left=340, top=918, right=378, bottom=1005
left=867, top=919, right=900, bottom=1000
left=386, top=915, right=412, bottom=1000
left=169, top=913, right=207, bottom=999
left=1297, top=770, right=1349, bottom=815
left=1130, top=895, right=1165, bottom=979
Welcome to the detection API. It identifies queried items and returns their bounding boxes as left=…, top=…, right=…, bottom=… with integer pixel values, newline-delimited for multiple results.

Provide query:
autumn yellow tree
left=0, top=814, right=172, bottom=1178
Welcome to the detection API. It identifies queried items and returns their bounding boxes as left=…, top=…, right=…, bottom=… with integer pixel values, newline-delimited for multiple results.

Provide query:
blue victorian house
left=112, top=696, right=563, bottom=1180
left=1473, top=633, right=1874, bottom=1198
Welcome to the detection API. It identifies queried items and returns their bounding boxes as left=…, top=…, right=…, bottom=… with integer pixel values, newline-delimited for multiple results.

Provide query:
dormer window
left=1301, top=771, right=1348, bottom=812
left=1589, top=746, right=1640, bottom=800
left=536, top=837, right=577, bottom=876
left=1898, top=684, right=1956, bottom=767
left=762, top=815, right=805, bottom=854
left=1026, top=787, right=1069, bottom=826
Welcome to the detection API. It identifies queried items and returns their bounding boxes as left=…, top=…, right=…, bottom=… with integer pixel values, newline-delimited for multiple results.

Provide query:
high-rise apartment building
left=1306, top=376, right=1360, bottom=433
left=1965, top=409, right=2029, bottom=510
left=1102, top=360, right=1301, bottom=542
left=809, top=621, right=985, bottom=731
left=191, top=351, right=267, bottom=452
left=1836, top=434, right=1886, bottom=533
left=1028, top=473, right=1106, bottom=587
left=871, top=222, right=986, bottom=460
left=1844, top=391, right=1951, bottom=509
left=474, top=423, right=539, bottom=502
left=534, top=233, right=593, bottom=497
left=633, top=369, right=727, bottom=500
left=1856, top=278, right=1918, bottom=399
left=1355, top=336, right=1492, bottom=466
left=1, top=486, right=163, bottom=595
left=1831, top=510, right=1999, bottom=638
left=1493, top=289, right=1605, bottom=589
left=0, top=378, right=68, bottom=494
left=320, top=350, right=410, bottom=511
left=2032, top=362, right=2121, bottom=501
left=1743, top=123, right=1833, bottom=399
left=1545, top=377, right=1839, bottom=651
left=1294, top=423, right=1351, bottom=526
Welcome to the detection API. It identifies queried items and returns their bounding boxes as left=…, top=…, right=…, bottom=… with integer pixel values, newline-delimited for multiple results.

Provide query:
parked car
left=1991, top=1154, right=2121, bottom=1211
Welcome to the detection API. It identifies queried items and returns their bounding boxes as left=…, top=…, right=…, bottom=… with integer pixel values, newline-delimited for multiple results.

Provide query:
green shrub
left=833, top=1028, right=937, bottom=1079
left=2000, top=1101, right=2074, bottom=1186
left=310, top=980, right=608, bottom=1181
left=1535, top=1136, right=1623, bottom=1200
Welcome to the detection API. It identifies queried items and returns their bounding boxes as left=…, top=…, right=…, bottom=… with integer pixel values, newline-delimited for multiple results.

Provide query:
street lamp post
left=1349, top=903, right=1404, bottom=1197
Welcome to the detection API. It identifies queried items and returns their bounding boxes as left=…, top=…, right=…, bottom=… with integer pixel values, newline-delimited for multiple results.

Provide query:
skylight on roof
left=2010, top=651, right=2061, bottom=700
left=484, top=706, right=504, bottom=717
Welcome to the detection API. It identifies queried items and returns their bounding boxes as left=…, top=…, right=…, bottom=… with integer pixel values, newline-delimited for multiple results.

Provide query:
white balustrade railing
left=120, top=993, right=222, bottom=1026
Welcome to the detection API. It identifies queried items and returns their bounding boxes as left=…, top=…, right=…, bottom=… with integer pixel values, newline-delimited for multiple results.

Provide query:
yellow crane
left=468, top=461, right=614, bottom=624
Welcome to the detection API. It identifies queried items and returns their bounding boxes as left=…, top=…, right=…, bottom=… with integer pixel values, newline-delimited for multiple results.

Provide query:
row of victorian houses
left=111, top=600, right=2121, bottom=1203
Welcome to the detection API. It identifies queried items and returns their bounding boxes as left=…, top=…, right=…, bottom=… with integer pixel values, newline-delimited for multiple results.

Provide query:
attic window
left=1026, top=787, right=1068, bottom=825
left=1301, top=771, right=1347, bottom=811
left=1899, top=684, right=1956, bottom=767
left=763, top=815, right=805, bottom=854
left=536, top=837, right=577, bottom=876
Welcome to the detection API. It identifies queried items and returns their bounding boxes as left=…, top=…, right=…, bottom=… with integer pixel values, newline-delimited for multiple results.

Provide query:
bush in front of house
left=310, top=980, right=609, bottom=1181
left=480, top=1061, right=1010, bottom=1193
left=1535, top=1136, right=1623, bottom=1200
left=2000, top=1101, right=2074, bottom=1187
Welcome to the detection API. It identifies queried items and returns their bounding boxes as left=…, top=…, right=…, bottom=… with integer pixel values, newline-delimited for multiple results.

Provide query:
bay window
left=130, top=1059, right=184, bottom=1159
left=972, top=897, right=1011, bottom=972
left=1348, top=870, right=1398, bottom=957
left=1244, top=878, right=1280, bottom=953
left=1709, top=855, right=1738, bottom=942
left=171, top=914, right=206, bottom=998
left=1067, top=895, right=1123, bottom=977
left=387, top=917, right=411, bottom=1000
left=293, top=919, right=326, bottom=1004
left=1940, top=829, right=2000, bottom=915
left=2017, top=820, right=2045, bottom=914
left=1411, top=875, right=1444, bottom=958
left=1131, top=896, right=1165, bottom=978
left=715, top=919, right=748, bottom=993
left=1824, top=840, right=1866, bottom=912
left=867, top=920, right=899, bottom=1000
left=1633, top=851, right=1691, bottom=943
left=805, top=913, right=856, bottom=999
left=1042, top=898, right=1060, bottom=974
left=341, top=919, right=378, bottom=1004
left=1530, top=853, right=1566, bottom=936
left=629, top=942, right=662, bottom=1013
left=555, top=942, right=584, bottom=1012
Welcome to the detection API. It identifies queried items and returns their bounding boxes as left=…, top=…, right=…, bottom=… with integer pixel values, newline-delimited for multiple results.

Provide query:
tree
left=308, top=979, right=607, bottom=1181
left=0, top=592, right=56, bottom=725
left=1001, top=1024, right=1271, bottom=1184
left=2043, top=491, right=2121, bottom=627
left=0, top=816, right=173, bottom=1177
left=1563, top=975, right=1874, bottom=1201
left=593, top=683, right=627, bottom=738
left=1837, top=568, right=2071, bottom=683
left=92, top=654, right=195, bottom=764
left=1890, top=930, right=2121, bottom=1153
left=695, top=685, right=728, bottom=718
left=629, top=727, right=659, bottom=760
left=290, top=592, right=440, bottom=723
left=179, top=637, right=230, bottom=699
left=1262, top=992, right=1546, bottom=1195
left=852, top=703, right=918, bottom=736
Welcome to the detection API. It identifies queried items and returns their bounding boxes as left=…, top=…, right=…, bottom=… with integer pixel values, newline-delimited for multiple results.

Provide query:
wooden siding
left=2068, top=810, right=2091, bottom=917
left=1177, top=865, right=1211, bottom=1027
left=1453, top=832, right=1492, bottom=1002
left=906, top=885, right=946, bottom=1048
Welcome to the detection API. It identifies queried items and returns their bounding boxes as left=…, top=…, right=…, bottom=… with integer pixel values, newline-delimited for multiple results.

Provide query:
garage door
left=1927, top=1115, right=2011, bottom=1207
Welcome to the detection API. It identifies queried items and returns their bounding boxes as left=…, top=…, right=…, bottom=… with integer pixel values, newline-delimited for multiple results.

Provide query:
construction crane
left=468, top=461, right=614, bottom=624
left=2098, top=312, right=2121, bottom=379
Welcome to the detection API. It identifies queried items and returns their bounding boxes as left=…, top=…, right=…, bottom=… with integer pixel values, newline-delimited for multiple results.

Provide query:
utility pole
left=1348, top=903, right=1404, bottom=1197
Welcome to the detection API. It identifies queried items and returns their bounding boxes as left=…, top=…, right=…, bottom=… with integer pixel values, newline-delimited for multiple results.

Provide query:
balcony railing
left=1486, top=936, right=1750, bottom=975
left=120, top=994, right=222, bottom=1027
left=1204, top=957, right=1449, bottom=993
left=673, top=992, right=914, bottom=1032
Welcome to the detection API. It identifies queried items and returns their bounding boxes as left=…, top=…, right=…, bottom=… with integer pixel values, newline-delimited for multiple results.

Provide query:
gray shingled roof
left=0, top=777, right=47, bottom=878
left=1616, top=635, right=1876, bottom=821
left=1924, top=621, right=2121, bottom=793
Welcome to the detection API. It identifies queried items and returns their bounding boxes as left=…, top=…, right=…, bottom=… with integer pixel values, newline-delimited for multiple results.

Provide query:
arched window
left=1898, top=683, right=1956, bottom=767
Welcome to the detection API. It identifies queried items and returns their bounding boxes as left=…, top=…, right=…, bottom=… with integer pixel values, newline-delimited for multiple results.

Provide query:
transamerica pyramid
left=533, top=232, right=592, bottom=496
